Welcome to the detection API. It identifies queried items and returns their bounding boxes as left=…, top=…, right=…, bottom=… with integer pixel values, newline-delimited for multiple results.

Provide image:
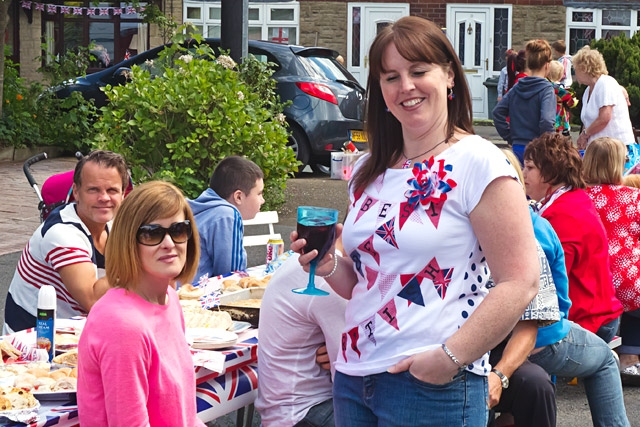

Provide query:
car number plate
left=350, top=130, right=367, bottom=143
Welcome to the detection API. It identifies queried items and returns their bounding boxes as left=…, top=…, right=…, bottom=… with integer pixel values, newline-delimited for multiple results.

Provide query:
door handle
left=364, top=55, right=368, bottom=68
left=485, top=58, right=489, bottom=71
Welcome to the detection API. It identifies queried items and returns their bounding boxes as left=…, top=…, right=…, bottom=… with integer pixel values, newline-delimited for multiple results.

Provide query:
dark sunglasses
left=136, top=220, right=192, bottom=246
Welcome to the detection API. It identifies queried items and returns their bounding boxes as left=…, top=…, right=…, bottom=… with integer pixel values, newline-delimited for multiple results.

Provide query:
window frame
left=183, top=1, right=299, bottom=44
left=565, top=7, right=640, bottom=54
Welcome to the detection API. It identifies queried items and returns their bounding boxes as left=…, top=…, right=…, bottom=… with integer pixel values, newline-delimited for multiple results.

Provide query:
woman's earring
left=448, top=87, right=455, bottom=101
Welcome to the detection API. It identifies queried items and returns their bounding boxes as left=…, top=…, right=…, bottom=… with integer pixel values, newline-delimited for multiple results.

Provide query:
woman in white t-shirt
left=574, top=46, right=635, bottom=150
left=291, top=16, right=539, bottom=427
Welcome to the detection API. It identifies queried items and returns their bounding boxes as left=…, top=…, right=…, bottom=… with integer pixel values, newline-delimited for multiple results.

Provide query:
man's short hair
left=551, top=40, right=566, bottom=54
left=209, top=156, right=264, bottom=200
left=74, top=150, right=129, bottom=191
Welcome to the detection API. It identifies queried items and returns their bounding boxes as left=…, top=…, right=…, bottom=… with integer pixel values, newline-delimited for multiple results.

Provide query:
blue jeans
left=596, top=317, right=620, bottom=344
left=333, top=370, right=488, bottom=427
left=294, top=399, right=335, bottom=427
left=619, top=309, right=640, bottom=355
left=512, top=144, right=525, bottom=166
left=528, top=322, right=630, bottom=427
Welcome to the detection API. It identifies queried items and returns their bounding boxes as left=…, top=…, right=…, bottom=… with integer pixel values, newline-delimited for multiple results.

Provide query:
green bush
left=35, top=44, right=99, bottom=152
left=0, top=57, right=40, bottom=147
left=0, top=45, right=98, bottom=151
left=92, top=34, right=298, bottom=210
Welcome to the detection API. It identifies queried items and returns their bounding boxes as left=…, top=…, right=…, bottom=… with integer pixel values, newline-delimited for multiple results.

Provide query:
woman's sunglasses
left=136, top=220, right=192, bottom=246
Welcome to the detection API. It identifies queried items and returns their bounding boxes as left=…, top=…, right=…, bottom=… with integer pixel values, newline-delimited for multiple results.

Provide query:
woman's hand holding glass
left=290, top=224, right=343, bottom=276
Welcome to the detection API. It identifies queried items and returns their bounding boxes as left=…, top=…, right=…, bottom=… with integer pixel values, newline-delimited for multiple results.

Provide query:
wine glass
left=292, top=206, right=339, bottom=296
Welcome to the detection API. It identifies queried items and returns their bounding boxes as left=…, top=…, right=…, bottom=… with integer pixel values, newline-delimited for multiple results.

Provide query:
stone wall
left=512, top=5, right=566, bottom=51
left=299, top=2, right=347, bottom=55
left=17, top=11, right=44, bottom=83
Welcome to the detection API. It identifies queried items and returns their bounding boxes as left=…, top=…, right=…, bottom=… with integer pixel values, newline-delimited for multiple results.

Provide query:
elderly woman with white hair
left=573, top=46, right=634, bottom=150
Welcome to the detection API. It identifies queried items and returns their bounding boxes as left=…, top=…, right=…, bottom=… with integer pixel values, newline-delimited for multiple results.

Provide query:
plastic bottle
left=36, top=285, right=56, bottom=362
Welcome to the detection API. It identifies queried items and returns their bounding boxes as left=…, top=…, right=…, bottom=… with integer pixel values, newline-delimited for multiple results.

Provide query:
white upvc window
left=566, top=7, right=640, bottom=54
left=183, top=1, right=299, bottom=44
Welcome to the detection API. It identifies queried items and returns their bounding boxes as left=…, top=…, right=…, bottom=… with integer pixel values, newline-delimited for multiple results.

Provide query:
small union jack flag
left=99, top=7, right=109, bottom=15
left=112, top=7, right=122, bottom=15
left=86, top=7, right=95, bottom=15
left=73, top=7, right=83, bottom=15
left=124, top=49, right=131, bottom=60
left=47, top=4, right=57, bottom=13
left=34, top=3, right=44, bottom=11
left=20, top=1, right=31, bottom=10
left=126, top=6, right=136, bottom=14
left=375, top=218, right=399, bottom=248
left=60, top=6, right=70, bottom=13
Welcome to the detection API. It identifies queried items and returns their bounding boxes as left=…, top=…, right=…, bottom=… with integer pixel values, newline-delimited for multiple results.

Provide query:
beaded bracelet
left=441, top=343, right=468, bottom=370
left=318, top=254, right=339, bottom=279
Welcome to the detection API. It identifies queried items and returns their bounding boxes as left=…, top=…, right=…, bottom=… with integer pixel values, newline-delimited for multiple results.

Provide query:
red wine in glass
left=292, top=206, right=339, bottom=296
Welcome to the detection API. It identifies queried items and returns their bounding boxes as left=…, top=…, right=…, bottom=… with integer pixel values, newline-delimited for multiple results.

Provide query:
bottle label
left=36, top=309, right=55, bottom=362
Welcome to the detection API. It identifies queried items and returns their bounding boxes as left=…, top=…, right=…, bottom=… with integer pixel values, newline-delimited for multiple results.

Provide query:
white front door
left=450, top=10, right=489, bottom=118
left=347, top=3, right=410, bottom=87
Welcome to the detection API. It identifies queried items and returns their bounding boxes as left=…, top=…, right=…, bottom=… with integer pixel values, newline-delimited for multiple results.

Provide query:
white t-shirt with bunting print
left=338, top=135, right=517, bottom=377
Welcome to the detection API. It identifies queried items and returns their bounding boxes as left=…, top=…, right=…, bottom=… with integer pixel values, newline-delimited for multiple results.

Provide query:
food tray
left=217, top=288, right=264, bottom=327
left=32, top=390, right=76, bottom=402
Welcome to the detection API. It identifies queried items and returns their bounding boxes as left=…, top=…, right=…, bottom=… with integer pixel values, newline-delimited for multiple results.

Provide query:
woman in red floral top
left=584, top=136, right=640, bottom=384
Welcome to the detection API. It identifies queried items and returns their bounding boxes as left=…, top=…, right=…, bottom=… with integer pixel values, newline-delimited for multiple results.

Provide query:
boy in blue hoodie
left=493, top=39, right=556, bottom=164
left=188, top=156, right=265, bottom=281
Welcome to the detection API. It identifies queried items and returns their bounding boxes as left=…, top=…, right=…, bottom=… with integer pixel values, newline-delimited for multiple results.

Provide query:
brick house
left=7, top=0, right=640, bottom=118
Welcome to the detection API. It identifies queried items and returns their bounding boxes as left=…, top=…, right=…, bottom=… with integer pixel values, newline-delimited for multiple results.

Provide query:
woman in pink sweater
left=78, top=181, right=204, bottom=426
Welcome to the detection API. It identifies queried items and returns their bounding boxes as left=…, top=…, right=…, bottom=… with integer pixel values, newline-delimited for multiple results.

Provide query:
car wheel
left=288, top=126, right=311, bottom=173
left=311, top=163, right=330, bottom=175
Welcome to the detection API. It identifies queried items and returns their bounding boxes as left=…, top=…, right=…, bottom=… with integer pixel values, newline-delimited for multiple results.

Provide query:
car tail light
left=295, top=82, right=338, bottom=105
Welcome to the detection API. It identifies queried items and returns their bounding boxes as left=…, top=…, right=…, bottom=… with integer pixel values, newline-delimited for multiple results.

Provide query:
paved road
left=1, top=127, right=638, bottom=426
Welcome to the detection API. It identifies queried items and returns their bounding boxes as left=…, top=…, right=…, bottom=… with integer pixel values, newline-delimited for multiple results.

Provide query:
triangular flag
left=378, top=299, right=399, bottom=330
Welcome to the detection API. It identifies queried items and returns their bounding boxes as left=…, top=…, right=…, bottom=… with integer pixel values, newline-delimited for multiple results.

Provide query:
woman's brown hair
left=351, top=16, right=473, bottom=194
left=525, top=39, right=552, bottom=72
left=106, top=181, right=200, bottom=290
left=583, top=137, right=626, bottom=186
left=524, top=132, right=586, bottom=190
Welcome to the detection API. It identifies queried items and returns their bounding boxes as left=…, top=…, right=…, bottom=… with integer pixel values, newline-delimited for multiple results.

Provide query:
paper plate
left=228, top=321, right=252, bottom=334
left=55, top=318, right=85, bottom=334
left=185, top=329, right=238, bottom=350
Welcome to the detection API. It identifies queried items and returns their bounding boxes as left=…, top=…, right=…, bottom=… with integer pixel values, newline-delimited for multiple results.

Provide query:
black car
left=53, top=39, right=367, bottom=173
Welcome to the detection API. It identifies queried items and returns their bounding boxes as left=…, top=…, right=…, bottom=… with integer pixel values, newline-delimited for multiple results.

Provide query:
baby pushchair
left=23, top=152, right=83, bottom=223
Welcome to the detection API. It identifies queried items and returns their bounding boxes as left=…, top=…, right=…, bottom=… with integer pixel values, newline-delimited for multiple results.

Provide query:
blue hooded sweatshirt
left=188, top=188, right=246, bottom=282
left=493, top=76, right=556, bottom=148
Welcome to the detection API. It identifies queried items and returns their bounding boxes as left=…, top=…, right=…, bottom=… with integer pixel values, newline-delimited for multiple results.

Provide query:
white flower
left=216, top=55, right=237, bottom=69
left=275, top=113, right=286, bottom=124
left=179, top=54, right=193, bottom=64
left=144, top=59, right=154, bottom=67
left=237, top=91, right=245, bottom=101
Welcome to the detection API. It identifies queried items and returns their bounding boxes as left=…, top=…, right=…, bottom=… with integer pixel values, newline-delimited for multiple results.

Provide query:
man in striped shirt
left=3, top=151, right=129, bottom=334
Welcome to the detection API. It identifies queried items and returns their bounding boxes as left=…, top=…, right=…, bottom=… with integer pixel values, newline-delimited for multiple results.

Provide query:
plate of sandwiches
left=185, top=329, right=238, bottom=350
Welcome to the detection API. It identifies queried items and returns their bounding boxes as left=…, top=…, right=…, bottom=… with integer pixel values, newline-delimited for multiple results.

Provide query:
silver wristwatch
left=492, top=368, right=509, bottom=389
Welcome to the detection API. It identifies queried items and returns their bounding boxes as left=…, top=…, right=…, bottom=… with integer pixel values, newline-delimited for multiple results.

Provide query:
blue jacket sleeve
left=492, top=93, right=511, bottom=143
left=194, top=208, right=246, bottom=280
left=539, top=85, right=556, bottom=135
